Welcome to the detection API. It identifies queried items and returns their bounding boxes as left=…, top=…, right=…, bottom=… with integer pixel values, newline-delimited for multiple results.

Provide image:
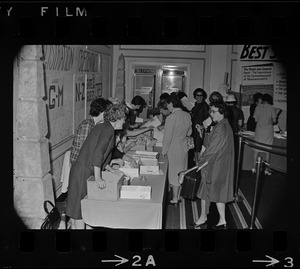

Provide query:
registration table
left=81, top=148, right=168, bottom=229
left=241, top=132, right=287, bottom=173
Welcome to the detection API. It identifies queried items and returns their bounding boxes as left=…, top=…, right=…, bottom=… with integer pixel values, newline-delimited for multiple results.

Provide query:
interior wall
left=112, top=45, right=211, bottom=103
left=14, top=45, right=113, bottom=203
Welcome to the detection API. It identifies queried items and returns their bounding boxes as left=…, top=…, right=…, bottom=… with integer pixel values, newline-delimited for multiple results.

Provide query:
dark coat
left=191, top=101, right=210, bottom=151
left=66, top=121, right=115, bottom=219
left=196, top=118, right=234, bottom=213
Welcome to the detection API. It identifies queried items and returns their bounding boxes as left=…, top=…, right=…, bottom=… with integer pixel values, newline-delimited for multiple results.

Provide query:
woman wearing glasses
left=190, top=101, right=234, bottom=229
left=190, top=88, right=210, bottom=164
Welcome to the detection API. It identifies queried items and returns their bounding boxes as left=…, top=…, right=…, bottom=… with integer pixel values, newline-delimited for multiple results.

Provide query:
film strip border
left=0, top=2, right=300, bottom=42
left=2, top=1, right=300, bottom=268
left=2, top=230, right=297, bottom=267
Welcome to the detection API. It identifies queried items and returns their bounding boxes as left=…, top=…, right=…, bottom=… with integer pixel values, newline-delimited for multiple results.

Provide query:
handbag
left=178, top=161, right=208, bottom=200
left=187, top=136, right=194, bottom=150
left=41, top=200, right=61, bottom=230
left=180, top=168, right=202, bottom=200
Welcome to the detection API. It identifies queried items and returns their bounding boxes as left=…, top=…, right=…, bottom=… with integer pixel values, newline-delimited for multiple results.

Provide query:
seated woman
left=155, top=99, right=171, bottom=131
left=110, top=130, right=142, bottom=168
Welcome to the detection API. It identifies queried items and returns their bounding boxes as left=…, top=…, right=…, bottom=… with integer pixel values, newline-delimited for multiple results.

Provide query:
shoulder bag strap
left=43, top=200, right=55, bottom=215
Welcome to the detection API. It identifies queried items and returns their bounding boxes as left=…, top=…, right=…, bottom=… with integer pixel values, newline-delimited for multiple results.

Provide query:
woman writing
left=66, top=103, right=128, bottom=229
left=190, top=101, right=234, bottom=229
left=162, top=95, right=192, bottom=206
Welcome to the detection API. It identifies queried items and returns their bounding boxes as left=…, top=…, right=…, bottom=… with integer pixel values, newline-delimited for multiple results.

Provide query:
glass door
left=133, top=67, right=156, bottom=119
left=161, top=69, right=185, bottom=94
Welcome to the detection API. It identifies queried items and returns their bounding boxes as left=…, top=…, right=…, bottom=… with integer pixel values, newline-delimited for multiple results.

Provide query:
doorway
left=131, top=65, right=187, bottom=119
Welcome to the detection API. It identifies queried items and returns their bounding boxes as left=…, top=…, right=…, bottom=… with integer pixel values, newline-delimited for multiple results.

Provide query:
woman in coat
left=66, top=103, right=128, bottom=229
left=190, top=101, right=234, bottom=229
left=162, top=95, right=192, bottom=206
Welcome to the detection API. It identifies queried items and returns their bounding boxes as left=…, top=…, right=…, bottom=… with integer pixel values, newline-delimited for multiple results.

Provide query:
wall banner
left=237, top=45, right=287, bottom=110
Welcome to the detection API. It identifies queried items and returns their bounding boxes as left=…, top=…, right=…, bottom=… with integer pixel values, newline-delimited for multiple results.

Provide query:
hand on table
left=95, top=177, right=106, bottom=189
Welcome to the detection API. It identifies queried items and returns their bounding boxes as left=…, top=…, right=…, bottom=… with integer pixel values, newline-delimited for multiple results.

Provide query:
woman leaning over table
left=162, top=94, right=192, bottom=206
left=190, top=101, right=234, bottom=229
left=66, top=103, right=127, bottom=229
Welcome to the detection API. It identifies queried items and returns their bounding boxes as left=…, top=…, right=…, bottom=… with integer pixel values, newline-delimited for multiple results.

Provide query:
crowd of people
left=65, top=88, right=280, bottom=230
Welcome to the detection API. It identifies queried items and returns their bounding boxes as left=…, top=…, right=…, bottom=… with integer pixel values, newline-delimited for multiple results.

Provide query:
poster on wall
left=42, top=45, right=76, bottom=147
left=86, top=73, right=103, bottom=115
left=45, top=73, right=73, bottom=147
left=74, top=74, right=86, bottom=129
left=236, top=45, right=287, bottom=111
left=241, top=64, right=274, bottom=106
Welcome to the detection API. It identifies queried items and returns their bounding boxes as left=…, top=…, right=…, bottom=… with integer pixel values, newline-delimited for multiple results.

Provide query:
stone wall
left=14, top=45, right=54, bottom=229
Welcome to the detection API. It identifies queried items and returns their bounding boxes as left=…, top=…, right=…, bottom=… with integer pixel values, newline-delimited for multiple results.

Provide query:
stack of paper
left=141, top=116, right=161, bottom=128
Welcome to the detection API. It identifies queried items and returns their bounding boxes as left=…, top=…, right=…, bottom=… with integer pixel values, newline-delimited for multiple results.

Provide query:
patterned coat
left=162, top=108, right=192, bottom=186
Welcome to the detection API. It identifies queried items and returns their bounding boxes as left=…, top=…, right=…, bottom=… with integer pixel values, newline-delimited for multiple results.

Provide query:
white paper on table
left=203, top=117, right=212, bottom=129
left=181, top=96, right=195, bottom=111
left=141, top=116, right=161, bottom=128
left=135, top=117, right=144, bottom=123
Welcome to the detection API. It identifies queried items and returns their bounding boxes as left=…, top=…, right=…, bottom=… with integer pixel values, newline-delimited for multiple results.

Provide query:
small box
left=119, top=167, right=139, bottom=179
left=140, top=158, right=159, bottom=175
left=134, top=151, right=159, bottom=159
left=120, top=185, right=151, bottom=200
left=87, top=172, right=124, bottom=201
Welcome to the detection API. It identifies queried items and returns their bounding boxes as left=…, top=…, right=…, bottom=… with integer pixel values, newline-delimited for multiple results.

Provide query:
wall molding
left=119, top=45, right=206, bottom=53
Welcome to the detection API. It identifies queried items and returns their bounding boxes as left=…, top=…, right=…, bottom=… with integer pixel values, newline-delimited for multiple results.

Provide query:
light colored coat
left=162, top=108, right=192, bottom=186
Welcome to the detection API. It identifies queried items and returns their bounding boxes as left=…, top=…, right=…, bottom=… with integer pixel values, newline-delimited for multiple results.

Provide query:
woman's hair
left=159, top=92, right=170, bottom=100
left=262, top=93, right=273, bottom=105
left=210, top=101, right=228, bottom=118
left=104, top=103, right=127, bottom=122
left=193, top=88, right=207, bottom=100
left=166, top=94, right=182, bottom=108
left=253, top=92, right=263, bottom=104
left=177, top=91, right=187, bottom=100
left=209, top=91, right=224, bottom=103
left=131, top=95, right=147, bottom=107
left=157, top=99, right=168, bottom=110
left=89, top=98, right=112, bottom=116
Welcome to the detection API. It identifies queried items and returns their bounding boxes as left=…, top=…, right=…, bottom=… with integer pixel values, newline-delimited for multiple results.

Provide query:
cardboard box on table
left=128, top=151, right=159, bottom=162
left=87, top=171, right=125, bottom=201
left=119, top=167, right=139, bottom=179
left=139, top=158, right=159, bottom=175
left=120, top=185, right=152, bottom=200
